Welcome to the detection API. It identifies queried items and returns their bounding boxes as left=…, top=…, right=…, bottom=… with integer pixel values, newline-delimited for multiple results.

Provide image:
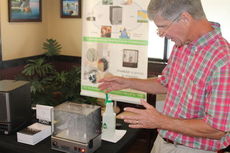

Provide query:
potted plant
left=17, top=38, right=97, bottom=106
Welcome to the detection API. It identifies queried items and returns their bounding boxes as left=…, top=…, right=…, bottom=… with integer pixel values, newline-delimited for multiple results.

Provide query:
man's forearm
left=128, top=78, right=167, bottom=94
left=159, top=115, right=225, bottom=139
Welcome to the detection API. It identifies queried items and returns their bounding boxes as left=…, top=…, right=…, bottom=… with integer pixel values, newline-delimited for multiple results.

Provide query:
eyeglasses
left=156, top=15, right=180, bottom=37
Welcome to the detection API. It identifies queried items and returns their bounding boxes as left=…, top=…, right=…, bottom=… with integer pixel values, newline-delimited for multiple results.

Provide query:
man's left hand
left=121, top=99, right=165, bottom=129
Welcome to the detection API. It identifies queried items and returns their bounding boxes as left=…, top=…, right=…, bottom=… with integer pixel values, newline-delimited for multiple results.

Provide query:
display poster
left=81, top=0, right=149, bottom=104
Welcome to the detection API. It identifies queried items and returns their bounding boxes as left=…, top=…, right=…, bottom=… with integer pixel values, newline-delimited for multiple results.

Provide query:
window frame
left=148, top=38, right=169, bottom=63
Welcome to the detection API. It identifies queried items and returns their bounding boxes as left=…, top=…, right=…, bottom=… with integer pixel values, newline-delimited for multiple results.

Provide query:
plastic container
left=102, top=94, right=116, bottom=135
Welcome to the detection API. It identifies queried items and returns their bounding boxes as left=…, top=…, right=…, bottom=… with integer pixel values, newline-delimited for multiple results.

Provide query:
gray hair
left=147, top=0, right=206, bottom=21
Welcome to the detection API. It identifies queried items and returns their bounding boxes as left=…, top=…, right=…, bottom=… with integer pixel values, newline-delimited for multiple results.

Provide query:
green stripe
left=137, top=20, right=148, bottom=23
left=81, top=85, right=146, bottom=99
left=83, top=37, right=148, bottom=46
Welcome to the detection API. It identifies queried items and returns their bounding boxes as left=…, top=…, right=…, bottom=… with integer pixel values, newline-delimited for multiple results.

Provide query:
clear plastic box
left=52, top=102, right=101, bottom=143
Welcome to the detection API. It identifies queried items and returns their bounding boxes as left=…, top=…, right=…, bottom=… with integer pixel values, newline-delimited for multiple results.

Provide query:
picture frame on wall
left=8, top=0, right=42, bottom=22
left=60, top=0, right=81, bottom=18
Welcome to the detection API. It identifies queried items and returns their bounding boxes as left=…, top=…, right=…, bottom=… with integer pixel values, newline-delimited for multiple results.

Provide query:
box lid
left=54, top=102, right=100, bottom=115
left=0, top=80, right=29, bottom=92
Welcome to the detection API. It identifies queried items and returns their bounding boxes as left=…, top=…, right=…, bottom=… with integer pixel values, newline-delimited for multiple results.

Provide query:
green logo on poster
left=103, top=123, right=107, bottom=129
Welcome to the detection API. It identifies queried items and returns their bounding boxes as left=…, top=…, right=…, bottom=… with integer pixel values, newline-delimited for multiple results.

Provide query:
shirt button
left=188, top=94, right=192, bottom=100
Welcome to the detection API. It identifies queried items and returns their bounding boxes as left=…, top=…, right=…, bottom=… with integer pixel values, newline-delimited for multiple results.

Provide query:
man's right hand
left=98, top=76, right=130, bottom=93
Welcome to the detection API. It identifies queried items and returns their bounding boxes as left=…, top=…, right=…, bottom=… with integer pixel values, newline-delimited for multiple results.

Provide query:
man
left=98, top=0, right=230, bottom=153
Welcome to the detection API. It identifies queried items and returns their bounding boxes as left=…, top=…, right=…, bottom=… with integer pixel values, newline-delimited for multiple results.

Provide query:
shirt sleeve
left=158, top=64, right=170, bottom=87
left=158, top=47, right=176, bottom=87
left=204, top=63, right=230, bottom=132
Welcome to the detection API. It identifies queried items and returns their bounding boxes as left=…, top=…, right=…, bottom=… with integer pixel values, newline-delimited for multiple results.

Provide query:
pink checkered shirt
left=158, top=22, right=230, bottom=151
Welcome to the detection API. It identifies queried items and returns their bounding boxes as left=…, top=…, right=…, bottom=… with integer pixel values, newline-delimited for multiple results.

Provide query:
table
left=0, top=120, right=141, bottom=153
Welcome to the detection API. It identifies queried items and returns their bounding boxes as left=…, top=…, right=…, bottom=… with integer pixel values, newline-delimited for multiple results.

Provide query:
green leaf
left=43, top=38, right=62, bottom=57
left=22, top=58, right=54, bottom=77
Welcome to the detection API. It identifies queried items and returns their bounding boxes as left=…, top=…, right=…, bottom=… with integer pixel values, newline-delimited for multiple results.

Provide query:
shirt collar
left=187, top=22, right=222, bottom=54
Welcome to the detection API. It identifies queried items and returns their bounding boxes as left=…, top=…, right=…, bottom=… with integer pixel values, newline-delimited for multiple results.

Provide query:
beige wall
left=47, top=0, right=82, bottom=57
left=0, top=0, right=82, bottom=61
left=201, top=0, right=230, bottom=42
left=0, top=0, right=48, bottom=61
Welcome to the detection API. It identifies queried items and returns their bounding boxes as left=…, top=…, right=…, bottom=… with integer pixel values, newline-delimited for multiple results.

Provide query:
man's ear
left=180, top=12, right=193, bottom=24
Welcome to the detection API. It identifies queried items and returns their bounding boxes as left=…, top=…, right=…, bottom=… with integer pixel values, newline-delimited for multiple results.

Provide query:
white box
left=17, top=123, right=51, bottom=145
left=36, top=104, right=53, bottom=122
